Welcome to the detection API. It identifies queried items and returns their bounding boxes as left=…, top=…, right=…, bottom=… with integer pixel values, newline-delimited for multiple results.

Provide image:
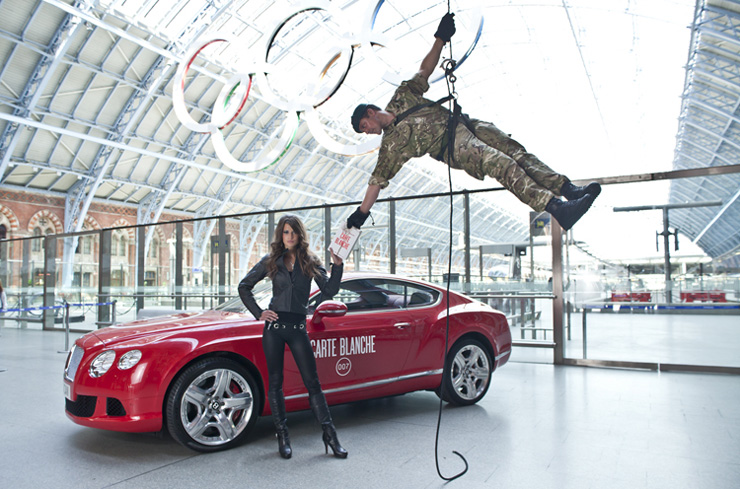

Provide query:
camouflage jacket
left=369, top=74, right=451, bottom=188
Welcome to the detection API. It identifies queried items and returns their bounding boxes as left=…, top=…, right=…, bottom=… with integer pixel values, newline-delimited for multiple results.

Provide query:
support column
left=662, top=208, right=672, bottom=303
left=0, top=239, right=7, bottom=287
left=552, top=224, right=564, bottom=364
left=60, top=236, right=78, bottom=288
left=175, top=221, right=183, bottom=310
left=464, top=192, right=471, bottom=289
left=42, top=235, right=57, bottom=331
left=218, top=217, right=226, bottom=304
left=20, top=239, right=30, bottom=328
left=427, top=248, right=432, bottom=282
left=324, top=207, right=331, bottom=267
left=98, top=229, right=111, bottom=326
left=267, top=212, right=275, bottom=248
left=479, top=247, right=483, bottom=280
left=389, top=201, right=396, bottom=274
left=136, top=227, right=145, bottom=314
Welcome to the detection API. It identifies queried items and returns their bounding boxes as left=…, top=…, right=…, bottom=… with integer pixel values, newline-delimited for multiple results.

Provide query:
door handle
left=394, top=322, right=411, bottom=329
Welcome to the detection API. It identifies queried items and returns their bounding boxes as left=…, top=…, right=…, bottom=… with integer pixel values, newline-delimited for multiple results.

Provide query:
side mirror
left=311, top=300, right=347, bottom=327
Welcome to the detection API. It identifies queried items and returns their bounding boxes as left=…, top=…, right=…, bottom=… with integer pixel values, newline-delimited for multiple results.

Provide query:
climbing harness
left=392, top=94, right=455, bottom=127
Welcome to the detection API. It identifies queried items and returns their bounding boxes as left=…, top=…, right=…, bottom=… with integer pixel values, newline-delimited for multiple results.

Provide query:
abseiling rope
left=433, top=2, right=469, bottom=482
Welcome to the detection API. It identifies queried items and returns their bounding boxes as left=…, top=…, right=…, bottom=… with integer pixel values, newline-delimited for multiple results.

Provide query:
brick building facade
left=0, top=189, right=258, bottom=294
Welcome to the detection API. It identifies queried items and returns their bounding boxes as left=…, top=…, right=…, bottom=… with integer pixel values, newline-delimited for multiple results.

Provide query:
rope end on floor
left=436, top=450, right=469, bottom=482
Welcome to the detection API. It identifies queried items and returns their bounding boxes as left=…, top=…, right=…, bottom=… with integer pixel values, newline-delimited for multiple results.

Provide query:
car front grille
left=64, top=344, right=84, bottom=382
left=66, top=395, right=97, bottom=417
left=106, top=398, right=126, bottom=417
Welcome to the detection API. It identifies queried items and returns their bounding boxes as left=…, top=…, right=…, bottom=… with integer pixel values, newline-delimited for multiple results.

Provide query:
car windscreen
left=214, top=279, right=273, bottom=314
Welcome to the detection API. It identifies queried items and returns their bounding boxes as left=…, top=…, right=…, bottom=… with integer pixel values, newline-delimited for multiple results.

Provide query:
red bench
left=611, top=292, right=651, bottom=302
left=680, top=291, right=726, bottom=303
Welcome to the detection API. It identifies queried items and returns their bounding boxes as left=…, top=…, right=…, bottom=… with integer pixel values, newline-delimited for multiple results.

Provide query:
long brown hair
left=266, top=215, right=320, bottom=279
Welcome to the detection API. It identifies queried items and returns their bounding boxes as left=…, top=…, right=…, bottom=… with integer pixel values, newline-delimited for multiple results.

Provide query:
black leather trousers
left=262, top=319, right=333, bottom=429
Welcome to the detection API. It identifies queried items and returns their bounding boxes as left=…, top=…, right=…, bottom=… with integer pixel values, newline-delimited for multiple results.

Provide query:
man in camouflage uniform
left=347, top=13, right=600, bottom=231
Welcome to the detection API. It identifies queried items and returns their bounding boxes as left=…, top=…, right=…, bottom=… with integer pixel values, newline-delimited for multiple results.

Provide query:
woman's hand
left=259, top=309, right=278, bottom=322
left=330, top=249, right=343, bottom=266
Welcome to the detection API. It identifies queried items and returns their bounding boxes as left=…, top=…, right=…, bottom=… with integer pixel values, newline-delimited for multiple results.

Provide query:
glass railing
left=1, top=175, right=738, bottom=373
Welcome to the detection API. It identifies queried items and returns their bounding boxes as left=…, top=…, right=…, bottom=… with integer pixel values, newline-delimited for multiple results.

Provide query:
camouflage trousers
left=447, top=118, right=567, bottom=212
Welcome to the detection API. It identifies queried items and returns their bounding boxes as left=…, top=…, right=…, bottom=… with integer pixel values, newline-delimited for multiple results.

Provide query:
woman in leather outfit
left=238, top=214, right=347, bottom=459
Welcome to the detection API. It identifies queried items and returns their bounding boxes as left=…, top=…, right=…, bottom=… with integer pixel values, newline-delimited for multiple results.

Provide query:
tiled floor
left=0, top=325, right=738, bottom=489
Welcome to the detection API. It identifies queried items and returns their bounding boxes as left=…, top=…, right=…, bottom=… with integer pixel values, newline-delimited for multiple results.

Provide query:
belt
left=265, top=321, right=306, bottom=330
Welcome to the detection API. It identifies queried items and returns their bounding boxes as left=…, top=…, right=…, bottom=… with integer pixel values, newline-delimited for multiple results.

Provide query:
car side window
left=327, top=279, right=405, bottom=311
left=307, top=286, right=368, bottom=313
left=404, top=284, right=438, bottom=307
left=315, top=279, right=439, bottom=312
left=334, top=288, right=363, bottom=307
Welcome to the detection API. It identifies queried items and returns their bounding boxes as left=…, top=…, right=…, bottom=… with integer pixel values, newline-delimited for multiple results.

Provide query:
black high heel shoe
left=322, top=424, right=348, bottom=458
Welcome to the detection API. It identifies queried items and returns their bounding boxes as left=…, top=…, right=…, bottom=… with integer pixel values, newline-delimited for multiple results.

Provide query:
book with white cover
left=328, top=226, right=361, bottom=261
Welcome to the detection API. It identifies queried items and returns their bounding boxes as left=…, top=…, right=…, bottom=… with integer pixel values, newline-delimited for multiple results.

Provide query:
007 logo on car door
left=335, top=357, right=352, bottom=376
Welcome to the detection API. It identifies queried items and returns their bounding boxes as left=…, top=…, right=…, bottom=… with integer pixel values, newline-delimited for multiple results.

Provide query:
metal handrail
left=467, top=292, right=556, bottom=300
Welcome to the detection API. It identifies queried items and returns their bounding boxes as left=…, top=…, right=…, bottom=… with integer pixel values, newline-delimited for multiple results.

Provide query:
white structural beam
left=0, top=112, right=341, bottom=203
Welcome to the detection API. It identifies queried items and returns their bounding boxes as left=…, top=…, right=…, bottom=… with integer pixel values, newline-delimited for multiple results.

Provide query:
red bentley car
left=63, top=273, right=511, bottom=452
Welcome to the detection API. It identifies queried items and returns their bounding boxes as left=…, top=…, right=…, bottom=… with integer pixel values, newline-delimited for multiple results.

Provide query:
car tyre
left=439, top=338, right=492, bottom=406
left=166, top=357, right=259, bottom=452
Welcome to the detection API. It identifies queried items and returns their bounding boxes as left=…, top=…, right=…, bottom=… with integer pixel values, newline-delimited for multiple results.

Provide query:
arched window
left=148, top=238, right=159, bottom=258
left=111, top=231, right=128, bottom=257
left=82, top=235, right=92, bottom=255
left=0, top=224, right=6, bottom=240
left=32, top=227, right=43, bottom=252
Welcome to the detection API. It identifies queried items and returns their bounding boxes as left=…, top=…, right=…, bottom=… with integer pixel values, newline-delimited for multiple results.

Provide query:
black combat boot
left=560, top=181, right=601, bottom=200
left=269, top=395, right=292, bottom=459
left=545, top=193, right=597, bottom=231
left=309, top=394, right=348, bottom=458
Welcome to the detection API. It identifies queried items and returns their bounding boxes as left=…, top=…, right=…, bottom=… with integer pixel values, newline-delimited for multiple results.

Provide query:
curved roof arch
left=670, top=0, right=740, bottom=261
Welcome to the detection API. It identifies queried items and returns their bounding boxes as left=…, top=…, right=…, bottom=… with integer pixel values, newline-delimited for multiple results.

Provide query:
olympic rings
left=174, top=36, right=300, bottom=173
left=173, top=37, right=233, bottom=134
left=173, top=0, right=484, bottom=171
left=257, top=4, right=354, bottom=112
left=360, top=1, right=484, bottom=86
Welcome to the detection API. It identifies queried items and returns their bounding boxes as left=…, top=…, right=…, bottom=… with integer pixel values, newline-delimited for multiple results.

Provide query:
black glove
left=434, top=13, right=456, bottom=43
left=346, top=207, right=370, bottom=229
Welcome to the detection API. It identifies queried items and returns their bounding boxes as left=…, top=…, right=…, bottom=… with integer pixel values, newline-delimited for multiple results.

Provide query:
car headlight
left=118, top=350, right=142, bottom=370
left=89, top=350, right=116, bottom=378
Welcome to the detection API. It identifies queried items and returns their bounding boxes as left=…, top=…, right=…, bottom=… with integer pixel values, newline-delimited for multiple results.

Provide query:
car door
left=303, top=278, right=416, bottom=393
left=397, top=282, right=445, bottom=373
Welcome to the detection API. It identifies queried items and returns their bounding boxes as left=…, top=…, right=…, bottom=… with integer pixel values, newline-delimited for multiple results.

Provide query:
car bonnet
left=80, top=310, right=259, bottom=347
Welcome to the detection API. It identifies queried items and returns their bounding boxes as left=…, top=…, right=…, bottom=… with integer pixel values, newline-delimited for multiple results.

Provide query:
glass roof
left=5, top=0, right=737, bottom=264
left=94, top=0, right=695, bottom=175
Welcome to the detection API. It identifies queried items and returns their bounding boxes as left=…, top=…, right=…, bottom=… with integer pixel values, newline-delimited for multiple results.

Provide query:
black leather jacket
left=238, top=252, right=343, bottom=319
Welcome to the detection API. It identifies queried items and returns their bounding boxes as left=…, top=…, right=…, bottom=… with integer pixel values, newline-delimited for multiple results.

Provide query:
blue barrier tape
left=68, top=302, right=115, bottom=308
left=656, top=304, right=739, bottom=310
left=2, top=305, right=65, bottom=313
left=584, top=303, right=739, bottom=311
